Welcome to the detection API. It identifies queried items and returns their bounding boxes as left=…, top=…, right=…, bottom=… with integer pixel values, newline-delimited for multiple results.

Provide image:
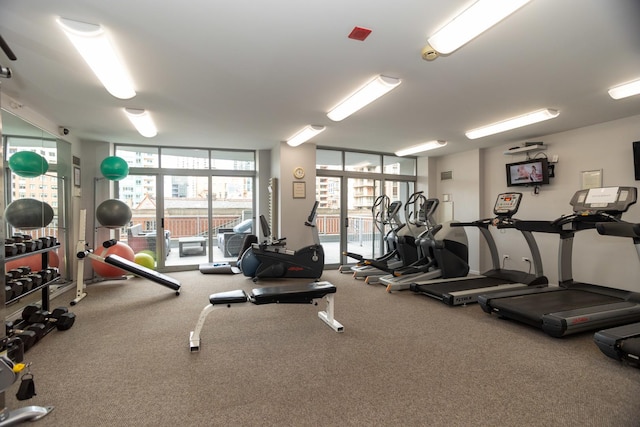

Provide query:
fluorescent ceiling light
left=395, top=140, right=447, bottom=157
left=608, top=78, right=640, bottom=100
left=327, top=75, right=401, bottom=121
left=286, top=125, right=326, bottom=147
left=465, top=108, right=559, bottom=140
left=57, top=17, right=136, bottom=100
left=427, top=0, right=531, bottom=55
left=124, top=108, right=157, bottom=137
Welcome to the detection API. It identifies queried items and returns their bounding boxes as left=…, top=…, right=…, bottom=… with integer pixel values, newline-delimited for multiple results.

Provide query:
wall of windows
left=114, top=145, right=256, bottom=270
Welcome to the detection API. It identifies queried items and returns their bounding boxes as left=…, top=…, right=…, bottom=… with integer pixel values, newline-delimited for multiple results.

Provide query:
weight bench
left=189, top=281, right=344, bottom=352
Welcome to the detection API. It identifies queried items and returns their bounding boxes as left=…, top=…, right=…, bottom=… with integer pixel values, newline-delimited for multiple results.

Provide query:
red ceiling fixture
left=348, top=26, right=372, bottom=41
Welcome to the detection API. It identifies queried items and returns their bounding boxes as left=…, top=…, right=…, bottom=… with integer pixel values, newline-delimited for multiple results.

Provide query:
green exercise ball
left=100, top=156, right=129, bottom=181
left=8, top=151, right=49, bottom=178
left=5, top=198, right=54, bottom=230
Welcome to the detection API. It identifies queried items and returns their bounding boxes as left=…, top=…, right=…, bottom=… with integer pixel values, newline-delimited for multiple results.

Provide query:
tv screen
left=633, top=141, right=640, bottom=180
left=506, top=158, right=549, bottom=187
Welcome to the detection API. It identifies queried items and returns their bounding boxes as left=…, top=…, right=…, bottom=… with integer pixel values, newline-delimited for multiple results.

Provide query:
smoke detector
left=421, top=44, right=439, bottom=61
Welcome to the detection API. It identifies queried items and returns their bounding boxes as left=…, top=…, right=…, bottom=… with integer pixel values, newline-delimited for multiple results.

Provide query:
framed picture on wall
left=293, top=181, right=306, bottom=199
left=74, top=166, right=81, bottom=187
left=580, top=169, right=602, bottom=190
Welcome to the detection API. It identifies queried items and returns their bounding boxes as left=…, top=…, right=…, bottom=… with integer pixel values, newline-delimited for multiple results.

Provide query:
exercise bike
left=239, top=201, right=324, bottom=282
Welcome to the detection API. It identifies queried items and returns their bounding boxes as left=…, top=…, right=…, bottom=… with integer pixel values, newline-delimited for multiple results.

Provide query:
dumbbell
left=5, top=321, right=47, bottom=351
left=27, top=273, right=43, bottom=287
left=22, top=305, right=76, bottom=331
left=16, top=277, right=33, bottom=294
left=5, top=284, right=14, bottom=302
left=7, top=280, right=24, bottom=298
left=17, top=238, right=37, bottom=252
left=7, top=336, right=25, bottom=364
left=38, top=269, right=54, bottom=282
left=19, top=234, right=43, bottom=250
left=7, top=268, right=28, bottom=279
left=39, top=237, right=52, bottom=248
left=5, top=244, right=17, bottom=257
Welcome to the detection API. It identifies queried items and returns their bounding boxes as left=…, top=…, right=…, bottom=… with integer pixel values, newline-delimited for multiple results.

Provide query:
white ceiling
left=1, top=0, right=639, bottom=156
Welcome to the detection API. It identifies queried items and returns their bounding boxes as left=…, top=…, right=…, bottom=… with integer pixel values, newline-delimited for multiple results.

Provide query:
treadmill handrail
left=596, top=221, right=640, bottom=239
left=450, top=218, right=492, bottom=229
left=515, top=212, right=622, bottom=234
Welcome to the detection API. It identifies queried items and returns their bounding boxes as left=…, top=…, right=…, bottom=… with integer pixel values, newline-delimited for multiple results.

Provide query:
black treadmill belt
left=417, top=277, right=511, bottom=295
left=490, top=289, right=623, bottom=321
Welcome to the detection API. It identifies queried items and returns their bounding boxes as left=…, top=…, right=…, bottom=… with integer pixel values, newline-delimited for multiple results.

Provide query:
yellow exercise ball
left=134, top=252, right=155, bottom=270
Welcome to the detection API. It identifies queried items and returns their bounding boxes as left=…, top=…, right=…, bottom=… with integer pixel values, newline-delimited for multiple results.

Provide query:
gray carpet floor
left=4, top=269, right=640, bottom=426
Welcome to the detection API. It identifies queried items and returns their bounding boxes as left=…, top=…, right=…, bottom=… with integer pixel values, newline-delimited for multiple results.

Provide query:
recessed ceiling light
left=395, top=140, right=448, bottom=156
left=286, top=125, right=326, bottom=147
left=57, top=17, right=136, bottom=99
left=124, top=108, right=157, bottom=137
left=327, top=75, right=401, bottom=122
left=608, top=78, right=640, bottom=100
left=427, top=0, right=531, bottom=55
left=465, top=109, right=559, bottom=140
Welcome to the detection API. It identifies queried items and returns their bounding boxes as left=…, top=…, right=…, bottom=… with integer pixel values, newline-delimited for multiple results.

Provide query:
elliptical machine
left=239, top=201, right=324, bottom=282
left=364, top=191, right=428, bottom=284
left=340, top=195, right=405, bottom=279
left=382, top=200, right=470, bottom=292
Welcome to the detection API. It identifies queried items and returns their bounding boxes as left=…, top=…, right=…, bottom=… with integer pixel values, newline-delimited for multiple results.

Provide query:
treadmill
left=592, top=222, right=640, bottom=367
left=409, top=192, right=548, bottom=305
left=479, top=186, right=640, bottom=338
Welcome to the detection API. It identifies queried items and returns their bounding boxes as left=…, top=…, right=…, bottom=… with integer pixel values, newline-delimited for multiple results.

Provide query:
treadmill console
left=493, top=192, right=522, bottom=217
left=570, top=186, right=637, bottom=215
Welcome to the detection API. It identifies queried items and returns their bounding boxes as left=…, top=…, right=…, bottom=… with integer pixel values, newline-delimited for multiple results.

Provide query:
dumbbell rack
left=5, top=244, right=61, bottom=311
left=1, top=62, right=54, bottom=424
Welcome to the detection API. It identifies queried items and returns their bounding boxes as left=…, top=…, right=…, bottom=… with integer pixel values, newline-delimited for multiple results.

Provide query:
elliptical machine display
left=239, top=201, right=324, bottom=282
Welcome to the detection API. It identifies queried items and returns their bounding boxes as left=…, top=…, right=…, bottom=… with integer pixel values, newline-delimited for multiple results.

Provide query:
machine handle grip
left=102, top=239, right=118, bottom=248
left=596, top=221, right=640, bottom=238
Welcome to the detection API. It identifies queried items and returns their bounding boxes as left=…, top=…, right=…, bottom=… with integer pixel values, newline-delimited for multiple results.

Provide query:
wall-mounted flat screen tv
left=506, top=158, right=550, bottom=187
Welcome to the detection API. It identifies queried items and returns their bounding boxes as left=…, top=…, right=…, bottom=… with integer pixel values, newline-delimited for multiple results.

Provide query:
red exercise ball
left=48, top=250, right=60, bottom=268
left=90, top=242, right=135, bottom=278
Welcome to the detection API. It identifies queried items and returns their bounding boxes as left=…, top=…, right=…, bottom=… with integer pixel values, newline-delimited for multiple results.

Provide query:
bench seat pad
left=208, top=289, right=249, bottom=304
left=250, top=281, right=336, bottom=305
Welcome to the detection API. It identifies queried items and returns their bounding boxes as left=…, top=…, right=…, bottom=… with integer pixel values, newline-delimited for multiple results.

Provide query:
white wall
left=274, top=141, right=318, bottom=249
left=429, top=149, right=483, bottom=273
left=434, top=114, right=640, bottom=291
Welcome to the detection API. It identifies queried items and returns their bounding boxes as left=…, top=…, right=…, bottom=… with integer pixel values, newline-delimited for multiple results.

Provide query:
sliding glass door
left=345, top=177, right=382, bottom=265
left=316, top=149, right=417, bottom=269
left=115, top=146, right=255, bottom=272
